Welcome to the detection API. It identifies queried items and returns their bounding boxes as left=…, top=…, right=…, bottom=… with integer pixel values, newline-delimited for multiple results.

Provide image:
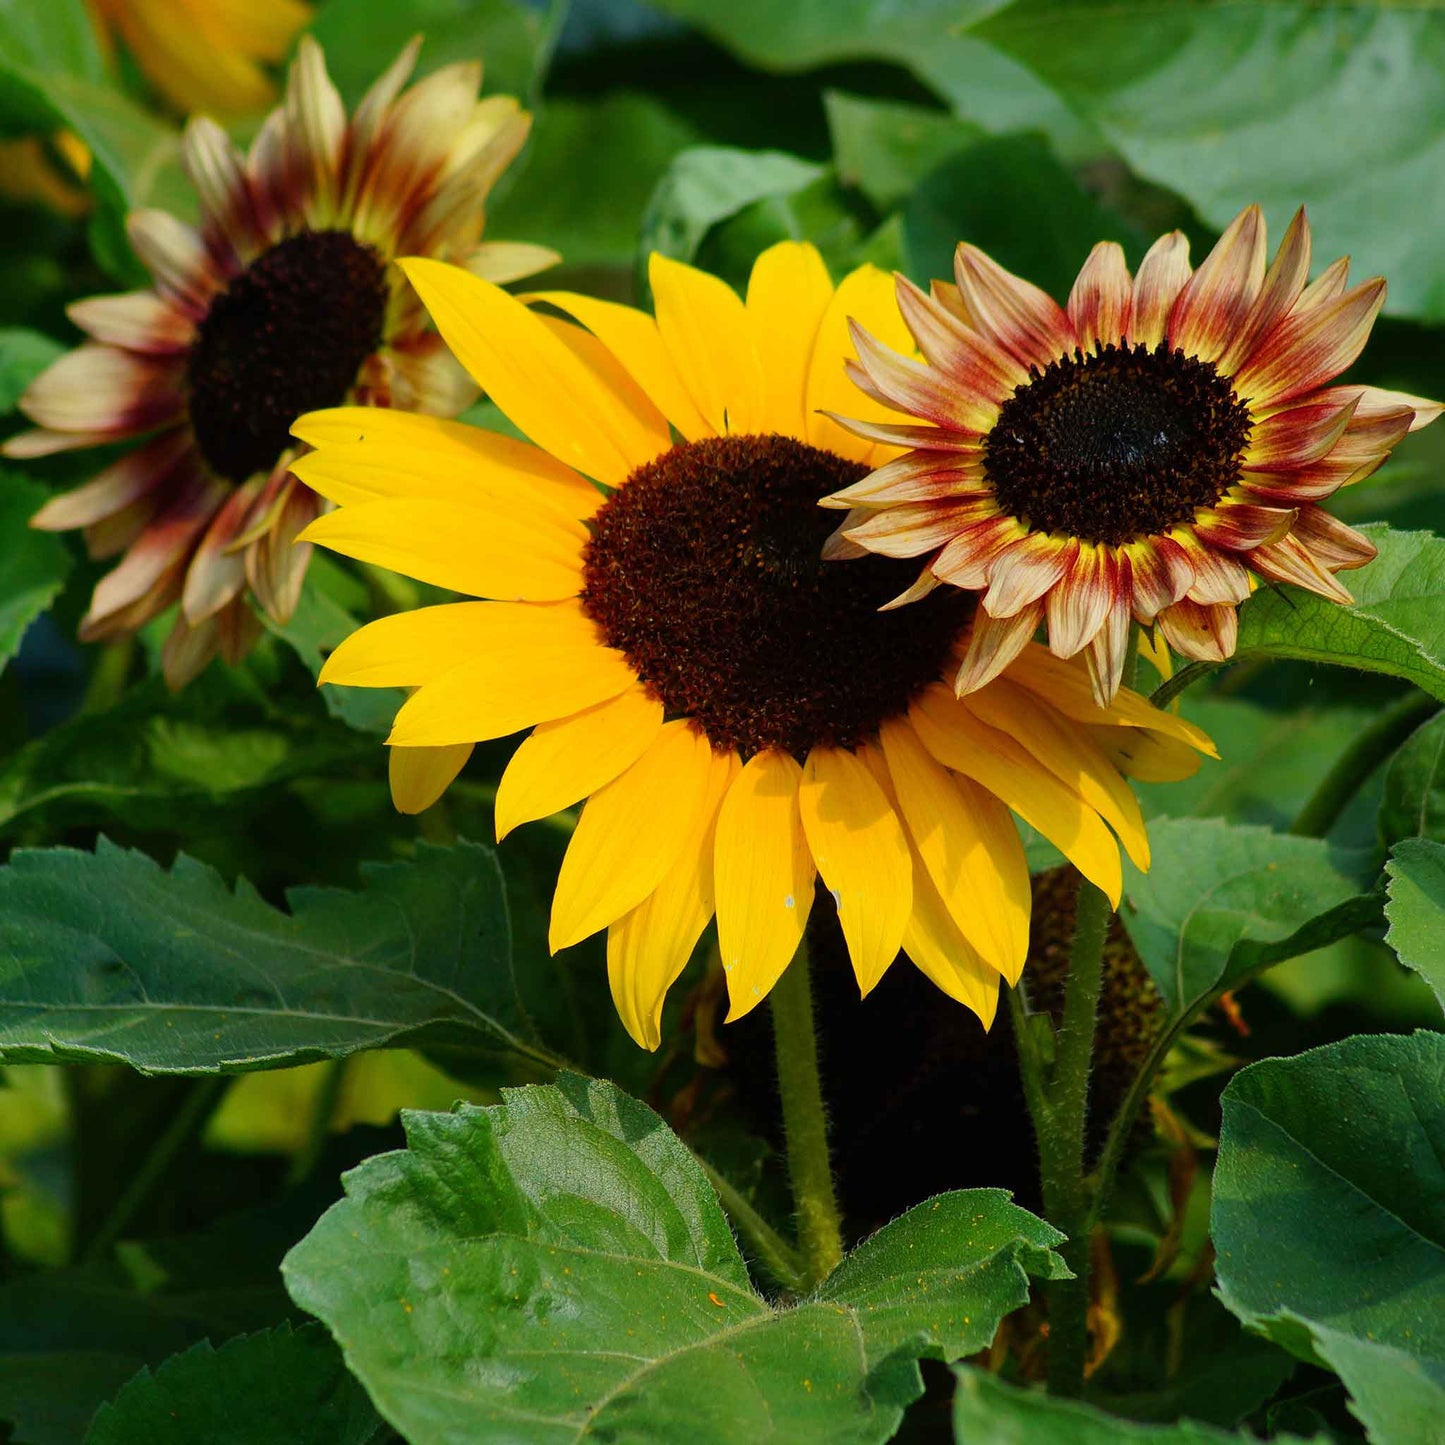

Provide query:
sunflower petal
left=389, top=743, right=473, bottom=815
left=799, top=744, right=912, bottom=996
left=747, top=240, right=835, bottom=439
left=1068, top=241, right=1133, bottom=349
left=608, top=747, right=739, bottom=1050
left=496, top=685, right=664, bottom=840
left=953, top=242, right=1074, bottom=372
left=550, top=721, right=716, bottom=952
left=714, top=750, right=816, bottom=1021
left=1168, top=204, right=1266, bottom=364
left=1130, top=231, right=1191, bottom=349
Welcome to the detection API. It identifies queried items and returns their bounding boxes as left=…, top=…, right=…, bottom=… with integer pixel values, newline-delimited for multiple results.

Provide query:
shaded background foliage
left=0, top=0, right=1442, bottom=1440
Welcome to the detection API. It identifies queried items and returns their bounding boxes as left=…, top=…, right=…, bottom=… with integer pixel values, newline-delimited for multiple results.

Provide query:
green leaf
left=818, top=1191, right=1066, bottom=1370
left=0, top=469, right=72, bottom=672
left=85, top=1324, right=381, bottom=1445
left=824, top=91, right=982, bottom=212
left=903, top=132, right=1144, bottom=301
left=951, top=1367, right=1303, bottom=1443
left=1384, top=838, right=1445, bottom=1011
left=647, top=0, right=1086, bottom=146
left=1119, top=816, right=1379, bottom=1016
left=0, top=0, right=188, bottom=282
left=310, top=0, right=562, bottom=106
left=1227, top=527, right=1445, bottom=702
left=284, top=1074, right=1064, bottom=1444
left=1380, top=709, right=1445, bottom=847
left=489, top=93, right=702, bottom=273
left=1213, top=1033, right=1445, bottom=1444
left=0, top=837, right=560, bottom=1073
left=0, top=326, right=63, bottom=414
left=977, top=1, right=1445, bottom=322
left=639, top=145, right=825, bottom=267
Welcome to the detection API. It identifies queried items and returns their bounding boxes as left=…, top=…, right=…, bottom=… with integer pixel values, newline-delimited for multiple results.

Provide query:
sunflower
left=291, top=241, right=1213, bottom=1049
left=87, top=0, right=312, bottom=117
left=6, top=38, right=554, bottom=685
left=824, top=206, right=1442, bottom=703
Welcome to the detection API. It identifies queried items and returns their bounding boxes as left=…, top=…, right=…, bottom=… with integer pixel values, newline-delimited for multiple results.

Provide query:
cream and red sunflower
left=6, top=37, right=554, bottom=684
left=824, top=206, right=1441, bottom=703
left=289, top=241, right=1213, bottom=1049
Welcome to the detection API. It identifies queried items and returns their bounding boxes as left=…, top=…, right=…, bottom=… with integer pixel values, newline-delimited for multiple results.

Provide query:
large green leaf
left=0, top=0, right=187, bottom=282
left=824, top=91, right=982, bottom=212
left=1119, top=816, right=1379, bottom=1016
left=950, top=1367, right=1308, bottom=1443
left=1379, top=709, right=1445, bottom=847
left=648, top=0, right=1086, bottom=146
left=284, top=1074, right=1064, bottom=1445
left=639, top=145, right=825, bottom=267
left=0, top=837, right=559, bottom=1073
left=85, top=1324, right=381, bottom=1445
left=309, top=0, right=561, bottom=106
left=0, top=469, right=71, bottom=672
left=903, top=132, right=1143, bottom=300
left=1384, top=838, right=1445, bottom=1012
left=977, top=1, right=1445, bottom=322
left=0, top=327, right=63, bottom=414
left=1205, top=528, right=1445, bottom=707
left=1213, top=1033, right=1445, bottom=1445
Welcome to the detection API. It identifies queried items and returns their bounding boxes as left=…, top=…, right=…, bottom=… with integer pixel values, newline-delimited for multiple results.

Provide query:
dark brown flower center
left=582, top=433, right=972, bottom=758
left=187, top=229, right=388, bottom=483
left=983, top=340, right=1252, bottom=548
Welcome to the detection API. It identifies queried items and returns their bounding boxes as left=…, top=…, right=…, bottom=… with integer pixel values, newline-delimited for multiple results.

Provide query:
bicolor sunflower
left=7, top=38, right=553, bottom=685
left=825, top=206, right=1442, bottom=703
left=87, top=0, right=312, bottom=117
left=291, top=241, right=1213, bottom=1049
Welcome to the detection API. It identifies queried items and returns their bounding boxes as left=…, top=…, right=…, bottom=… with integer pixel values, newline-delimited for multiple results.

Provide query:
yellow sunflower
left=7, top=38, right=554, bottom=686
left=824, top=206, right=1442, bottom=703
left=87, top=0, right=312, bottom=117
left=292, top=241, right=1213, bottom=1048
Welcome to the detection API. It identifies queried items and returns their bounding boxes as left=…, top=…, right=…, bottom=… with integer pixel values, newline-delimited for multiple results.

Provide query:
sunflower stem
left=769, top=942, right=844, bottom=1288
left=1019, top=873, right=1111, bottom=1397
left=1289, top=690, right=1438, bottom=839
left=1148, top=660, right=1219, bottom=709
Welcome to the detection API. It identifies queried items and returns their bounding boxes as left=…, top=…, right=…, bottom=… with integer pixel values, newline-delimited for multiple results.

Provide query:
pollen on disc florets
left=582, top=433, right=973, bottom=758
left=187, top=228, right=389, bottom=483
left=984, top=340, right=1253, bottom=548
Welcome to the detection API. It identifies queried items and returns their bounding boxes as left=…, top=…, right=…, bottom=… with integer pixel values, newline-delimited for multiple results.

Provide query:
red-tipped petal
left=982, top=533, right=1077, bottom=618
left=1131, top=231, right=1191, bottom=348
left=1068, top=241, right=1133, bottom=350
left=955, top=601, right=1044, bottom=694
left=822, top=451, right=988, bottom=510
left=1248, top=534, right=1355, bottom=604
left=1127, top=536, right=1194, bottom=621
left=1218, top=207, right=1312, bottom=377
left=930, top=514, right=1024, bottom=590
left=67, top=291, right=194, bottom=355
left=1246, top=394, right=1359, bottom=469
left=1087, top=598, right=1133, bottom=705
left=844, top=498, right=994, bottom=559
left=1289, top=505, right=1377, bottom=571
left=848, top=323, right=1000, bottom=435
left=1156, top=597, right=1238, bottom=663
left=893, top=274, right=1026, bottom=399
left=1189, top=501, right=1296, bottom=551
left=1046, top=545, right=1117, bottom=658
left=953, top=242, right=1073, bottom=372
left=1168, top=204, right=1267, bottom=364
left=30, top=430, right=193, bottom=532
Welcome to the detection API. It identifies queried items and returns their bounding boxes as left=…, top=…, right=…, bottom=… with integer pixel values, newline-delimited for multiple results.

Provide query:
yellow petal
left=549, top=721, right=715, bottom=952
left=321, top=601, right=577, bottom=689
left=649, top=252, right=764, bottom=436
left=298, top=498, right=585, bottom=601
left=290, top=408, right=601, bottom=519
left=900, top=846, right=1002, bottom=1029
left=1090, top=725, right=1204, bottom=784
left=388, top=743, right=473, bottom=814
left=806, top=263, right=915, bottom=465
left=1009, top=645, right=1217, bottom=756
left=388, top=624, right=635, bottom=747
left=714, top=750, right=816, bottom=1021
left=746, top=241, right=835, bottom=439
left=495, top=685, right=664, bottom=840
left=877, top=716, right=1029, bottom=982
left=525, top=290, right=712, bottom=441
left=798, top=744, right=911, bottom=996
left=966, top=679, right=1150, bottom=871
left=607, top=747, right=739, bottom=1050
left=910, top=686, right=1123, bottom=907
left=399, top=257, right=670, bottom=484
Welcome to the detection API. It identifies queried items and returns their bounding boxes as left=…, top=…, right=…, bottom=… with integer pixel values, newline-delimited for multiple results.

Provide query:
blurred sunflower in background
left=825, top=206, right=1441, bottom=703
left=292, top=241, right=1213, bottom=1049
left=7, top=37, right=555, bottom=685
left=87, top=0, right=312, bottom=117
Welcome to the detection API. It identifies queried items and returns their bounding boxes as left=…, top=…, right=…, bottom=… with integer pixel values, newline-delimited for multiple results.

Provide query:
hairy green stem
left=702, top=1160, right=808, bottom=1296
left=1148, top=660, right=1220, bottom=709
left=770, top=944, right=844, bottom=1287
left=1289, top=690, right=1438, bottom=838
